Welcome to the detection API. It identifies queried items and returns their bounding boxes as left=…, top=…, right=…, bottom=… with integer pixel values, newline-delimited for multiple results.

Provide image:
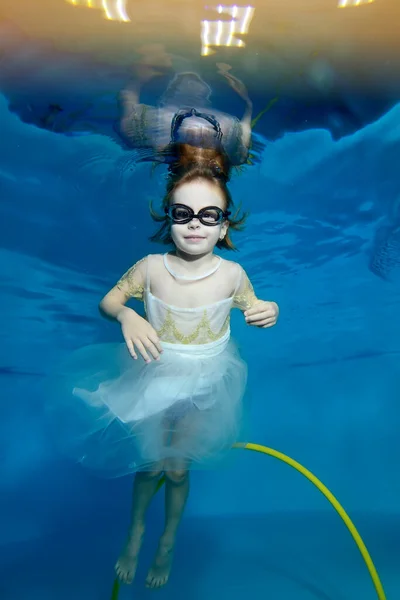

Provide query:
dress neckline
left=163, top=253, right=222, bottom=281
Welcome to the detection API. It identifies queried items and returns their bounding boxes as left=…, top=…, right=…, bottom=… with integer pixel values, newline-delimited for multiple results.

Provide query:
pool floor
left=1, top=511, right=397, bottom=600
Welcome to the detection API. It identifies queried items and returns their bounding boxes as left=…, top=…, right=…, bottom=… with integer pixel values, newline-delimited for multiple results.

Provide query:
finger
left=143, top=339, right=161, bottom=361
left=248, top=317, right=276, bottom=327
left=245, top=303, right=277, bottom=317
left=244, top=304, right=265, bottom=317
left=245, top=311, right=272, bottom=323
left=258, top=317, right=277, bottom=327
left=262, top=320, right=277, bottom=328
left=148, top=333, right=163, bottom=355
left=134, top=340, right=151, bottom=363
left=125, top=339, right=138, bottom=360
left=246, top=308, right=278, bottom=321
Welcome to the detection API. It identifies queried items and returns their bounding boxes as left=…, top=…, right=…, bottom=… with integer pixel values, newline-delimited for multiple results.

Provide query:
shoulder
left=147, top=253, right=164, bottom=260
left=219, top=258, right=245, bottom=287
left=220, top=258, right=244, bottom=274
left=119, top=255, right=150, bottom=279
left=126, top=254, right=163, bottom=268
left=143, top=254, right=167, bottom=277
left=145, top=253, right=164, bottom=267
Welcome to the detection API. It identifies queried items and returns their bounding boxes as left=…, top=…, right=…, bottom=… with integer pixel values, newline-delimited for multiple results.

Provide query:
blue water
left=1, top=84, right=400, bottom=599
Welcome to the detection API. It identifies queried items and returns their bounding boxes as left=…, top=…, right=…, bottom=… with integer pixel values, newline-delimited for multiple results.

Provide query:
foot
left=145, top=539, right=175, bottom=589
left=115, top=524, right=145, bottom=585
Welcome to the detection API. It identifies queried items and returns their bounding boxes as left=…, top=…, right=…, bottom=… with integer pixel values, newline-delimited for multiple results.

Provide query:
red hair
left=150, top=157, right=247, bottom=251
left=164, top=143, right=232, bottom=181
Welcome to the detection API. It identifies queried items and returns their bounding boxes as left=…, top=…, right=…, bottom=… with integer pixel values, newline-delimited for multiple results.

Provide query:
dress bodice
left=144, top=254, right=234, bottom=346
left=116, top=253, right=259, bottom=346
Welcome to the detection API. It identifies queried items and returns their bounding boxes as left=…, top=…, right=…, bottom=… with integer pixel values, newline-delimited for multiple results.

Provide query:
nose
left=188, top=219, right=200, bottom=229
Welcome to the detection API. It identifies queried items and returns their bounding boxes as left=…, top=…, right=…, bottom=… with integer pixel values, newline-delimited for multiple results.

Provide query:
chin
left=183, top=245, right=207, bottom=254
left=179, top=241, right=212, bottom=254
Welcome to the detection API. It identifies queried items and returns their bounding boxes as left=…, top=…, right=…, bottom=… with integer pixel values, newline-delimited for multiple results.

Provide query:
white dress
left=46, top=254, right=249, bottom=477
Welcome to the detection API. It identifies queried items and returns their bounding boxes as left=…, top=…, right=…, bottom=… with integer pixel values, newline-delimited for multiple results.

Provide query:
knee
left=137, top=467, right=164, bottom=481
left=164, top=469, right=188, bottom=485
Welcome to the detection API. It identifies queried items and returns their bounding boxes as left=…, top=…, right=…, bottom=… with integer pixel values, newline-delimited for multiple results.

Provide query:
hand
left=244, top=301, right=279, bottom=328
left=216, top=63, right=251, bottom=103
left=117, top=307, right=163, bottom=363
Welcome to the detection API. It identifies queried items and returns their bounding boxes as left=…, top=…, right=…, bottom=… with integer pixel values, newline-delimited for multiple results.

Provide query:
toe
left=117, top=571, right=125, bottom=584
left=116, top=566, right=128, bottom=585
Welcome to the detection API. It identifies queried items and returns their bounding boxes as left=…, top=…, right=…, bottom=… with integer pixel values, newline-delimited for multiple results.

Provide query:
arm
left=240, top=103, right=252, bottom=150
left=99, top=257, right=146, bottom=322
left=118, top=60, right=166, bottom=143
left=233, top=266, right=279, bottom=328
left=217, top=63, right=253, bottom=149
left=118, top=61, right=160, bottom=122
left=100, top=257, right=162, bottom=362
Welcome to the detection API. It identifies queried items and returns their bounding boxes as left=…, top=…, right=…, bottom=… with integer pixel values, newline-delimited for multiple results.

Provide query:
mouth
left=184, top=235, right=205, bottom=240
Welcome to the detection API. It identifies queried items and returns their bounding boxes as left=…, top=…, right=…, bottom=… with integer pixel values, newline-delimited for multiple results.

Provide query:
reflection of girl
left=117, top=64, right=253, bottom=168
left=48, top=161, right=278, bottom=590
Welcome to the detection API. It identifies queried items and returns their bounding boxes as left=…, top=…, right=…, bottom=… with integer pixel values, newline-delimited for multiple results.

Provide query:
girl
left=49, top=159, right=279, bottom=589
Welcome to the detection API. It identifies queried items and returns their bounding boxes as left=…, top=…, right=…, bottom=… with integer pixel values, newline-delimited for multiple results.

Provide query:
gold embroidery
left=156, top=309, right=230, bottom=344
left=116, top=257, right=146, bottom=301
left=233, top=275, right=258, bottom=310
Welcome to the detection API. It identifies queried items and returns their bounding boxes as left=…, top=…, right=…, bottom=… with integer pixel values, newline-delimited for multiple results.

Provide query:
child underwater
left=47, top=147, right=279, bottom=589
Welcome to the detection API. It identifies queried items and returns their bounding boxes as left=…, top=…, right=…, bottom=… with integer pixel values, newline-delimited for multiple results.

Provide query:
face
left=169, top=180, right=229, bottom=256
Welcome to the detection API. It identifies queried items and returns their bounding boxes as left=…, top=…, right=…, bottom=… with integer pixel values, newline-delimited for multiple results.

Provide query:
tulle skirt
left=45, top=335, right=248, bottom=477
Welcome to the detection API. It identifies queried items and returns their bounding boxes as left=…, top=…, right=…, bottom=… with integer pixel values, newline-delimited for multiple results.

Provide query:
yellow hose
left=110, top=443, right=387, bottom=600
left=233, top=442, right=387, bottom=600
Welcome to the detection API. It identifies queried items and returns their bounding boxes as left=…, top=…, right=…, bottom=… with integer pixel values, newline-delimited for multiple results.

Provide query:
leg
left=115, top=464, right=163, bottom=584
left=145, top=462, right=190, bottom=589
left=145, top=404, right=196, bottom=588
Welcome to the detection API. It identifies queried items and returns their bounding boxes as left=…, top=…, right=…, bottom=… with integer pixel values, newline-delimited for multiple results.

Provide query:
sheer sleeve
left=233, top=266, right=259, bottom=311
left=116, top=256, right=147, bottom=302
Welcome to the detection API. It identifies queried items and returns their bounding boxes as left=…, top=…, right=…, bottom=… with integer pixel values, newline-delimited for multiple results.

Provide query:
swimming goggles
left=165, top=203, right=230, bottom=226
left=170, top=108, right=223, bottom=142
